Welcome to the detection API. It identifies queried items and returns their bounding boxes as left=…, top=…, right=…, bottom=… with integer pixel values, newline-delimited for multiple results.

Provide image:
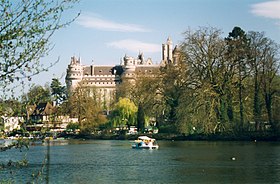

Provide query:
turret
left=162, top=43, right=167, bottom=61
left=65, top=56, right=83, bottom=91
left=161, top=37, right=173, bottom=65
left=167, top=37, right=173, bottom=63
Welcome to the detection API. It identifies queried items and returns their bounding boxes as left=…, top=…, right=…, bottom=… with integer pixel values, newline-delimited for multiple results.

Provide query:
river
left=1, top=139, right=280, bottom=183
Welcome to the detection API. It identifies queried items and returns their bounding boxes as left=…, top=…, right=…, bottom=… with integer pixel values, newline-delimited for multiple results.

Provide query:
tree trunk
left=238, top=69, right=244, bottom=131
left=137, top=103, right=145, bottom=132
left=253, top=71, right=261, bottom=131
left=265, top=93, right=273, bottom=129
left=227, top=93, right=234, bottom=123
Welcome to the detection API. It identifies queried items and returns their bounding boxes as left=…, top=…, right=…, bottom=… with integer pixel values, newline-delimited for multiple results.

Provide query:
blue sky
left=33, top=0, right=280, bottom=88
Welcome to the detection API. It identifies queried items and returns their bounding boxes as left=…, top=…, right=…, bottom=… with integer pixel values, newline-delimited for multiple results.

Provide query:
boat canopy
left=137, top=136, right=155, bottom=141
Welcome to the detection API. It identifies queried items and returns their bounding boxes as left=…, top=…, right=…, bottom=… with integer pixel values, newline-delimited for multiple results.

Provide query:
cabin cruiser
left=132, top=136, right=159, bottom=149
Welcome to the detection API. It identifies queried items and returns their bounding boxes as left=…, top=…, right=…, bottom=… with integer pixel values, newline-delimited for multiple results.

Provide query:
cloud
left=251, top=0, right=280, bottom=19
left=77, top=14, right=151, bottom=32
left=107, top=39, right=160, bottom=53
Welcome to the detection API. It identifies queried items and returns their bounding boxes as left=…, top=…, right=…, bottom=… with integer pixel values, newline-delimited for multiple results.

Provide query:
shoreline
left=64, top=132, right=280, bottom=142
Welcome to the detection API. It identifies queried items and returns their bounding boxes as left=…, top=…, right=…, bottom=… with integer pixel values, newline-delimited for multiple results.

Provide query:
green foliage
left=66, top=122, right=79, bottom=131
left=109, top=97, right=137, bottom=127
left=226, top=26, right=250, bottom=131
left=67, top=82, right=107, bottom=134
left=129, top=73, right=166, bottom=129
left=137, top=103, right=145, bottom=131
left=21, top=84, right=51, bottom=105
left=159, top=26, right=280, bottom=135
left=50, top=78, right=67, bottom=105
left=0, top=0, right=79, bottom=95
left=0, top=98, right=24, bottom=116
left=0, top=1, right=79, bottom=183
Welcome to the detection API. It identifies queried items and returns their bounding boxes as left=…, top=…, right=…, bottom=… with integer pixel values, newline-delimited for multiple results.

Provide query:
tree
left=159, top=61, right=188, bottom=133
left=225, top=26, right=250, bottom=131
left=50, top=78, right=66, bottom=105
left=131, top=73, right=164, bottom=128
left=179, top=27, right=232, bottom=134
left=22, top=84, right=51, bottom=105
left=0, top=1, right=79, bottom=183
left=247, top=31, right=280, bottom=131
left=0, top=98, right=24, bottom=116
left=109, top=97, right=137, bottom=128
left=272, top=76, right=280, bottom=132
left=67, top=82, right=106, bottom=134
left=0, top=0, right=79, bottom=93
left=137, top=103, right=145, bottom=132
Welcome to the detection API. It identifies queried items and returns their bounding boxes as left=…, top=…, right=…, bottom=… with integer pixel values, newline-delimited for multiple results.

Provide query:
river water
left=1, top=139, right=280, bottom=184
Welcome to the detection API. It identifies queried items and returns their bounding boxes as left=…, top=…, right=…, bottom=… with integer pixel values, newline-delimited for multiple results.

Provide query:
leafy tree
left=0, top=98, right=24, bottom=116
left=50, top=78, right=66, bottom=105
left=247, top=31, right=280, bottom=131
left=67, top=82, right=106, bottom=134
left=0, top=0, right=79, bottom=94
left=179, top=27, right=231, bottom=134
left=117, top=68, right=164, bottom=130
left=226, top=26, right=250, bottom=131
left=0, top=1, right=79, bottom=182
left=21, top=84, right=51, bottom=105
left=272, top=76, right=280, bottom=132
left=131, top=73, right=164, bottom=127
left=159, top=61, right=187, bottom=133
left=66, top=122, right=80, bottom=132
left=22, top=84, right=51, bottom=105
left=109, top=97, right=137, bottom=128
left=116, top=79, right=134, bottom=100
left=137, top=103, right=145, bottom=132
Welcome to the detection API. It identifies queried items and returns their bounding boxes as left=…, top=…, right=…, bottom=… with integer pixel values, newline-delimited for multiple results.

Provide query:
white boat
left=0, top=138, right=17, bottom=147
left=132, top=136, right=159, bottom=149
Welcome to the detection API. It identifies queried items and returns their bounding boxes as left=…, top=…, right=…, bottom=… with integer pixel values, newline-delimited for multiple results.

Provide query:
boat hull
left=132, top=144, right=159, bottom=149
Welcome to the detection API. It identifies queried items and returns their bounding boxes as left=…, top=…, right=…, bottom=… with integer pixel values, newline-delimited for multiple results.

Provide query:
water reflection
left=0, top=140, right=279, bottom=183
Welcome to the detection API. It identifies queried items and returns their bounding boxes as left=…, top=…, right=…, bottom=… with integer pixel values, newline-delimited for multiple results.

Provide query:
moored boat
left=132, top=136, right=159, bottom=149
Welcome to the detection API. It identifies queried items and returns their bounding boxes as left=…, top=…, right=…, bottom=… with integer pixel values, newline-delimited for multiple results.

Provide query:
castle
left=65, top=37, right=179, bottom=110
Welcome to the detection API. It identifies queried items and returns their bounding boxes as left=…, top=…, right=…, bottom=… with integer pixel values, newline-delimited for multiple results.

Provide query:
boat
left=0, top=138, right=17, bottom=148
left=132, top=136, right=159, bottom=149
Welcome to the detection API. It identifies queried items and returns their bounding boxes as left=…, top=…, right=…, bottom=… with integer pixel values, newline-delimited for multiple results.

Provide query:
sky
left=31, top=0, right=280, bottom=89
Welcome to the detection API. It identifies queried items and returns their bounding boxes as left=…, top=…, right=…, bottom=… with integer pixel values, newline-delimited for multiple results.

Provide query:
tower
left=65, top=56, right=83, bottom=91
left=167, top=37, right=173, bottom=63
left=161, top=37, right=173, bottom=64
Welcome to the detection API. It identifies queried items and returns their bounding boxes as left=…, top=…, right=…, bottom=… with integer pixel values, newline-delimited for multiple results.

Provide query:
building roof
left=94, top=66, right=114, bottom=75
left=83, top=66, right=116, bottom=76
left=31, top=102, right=55, bottom=116
left=135, top=65, right=160, bottom=74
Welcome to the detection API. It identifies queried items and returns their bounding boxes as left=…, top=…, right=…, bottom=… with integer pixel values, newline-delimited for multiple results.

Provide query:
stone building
left=65, top=37, right=179, bottom=111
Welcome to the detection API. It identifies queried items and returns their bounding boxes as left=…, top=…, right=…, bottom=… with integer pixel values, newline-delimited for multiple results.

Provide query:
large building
left=65, top=37, right=179, bottom=110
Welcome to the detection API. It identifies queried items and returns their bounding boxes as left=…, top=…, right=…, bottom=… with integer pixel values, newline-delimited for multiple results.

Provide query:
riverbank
left=63, top=132, right=280, bottom=142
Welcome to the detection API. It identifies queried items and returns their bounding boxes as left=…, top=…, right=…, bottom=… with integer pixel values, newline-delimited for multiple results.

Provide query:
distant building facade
left=0, top=116, right=23, bottom=132
left=65, top=38, right=179, bottom=110
left=26, top=102, right=78, bottom=132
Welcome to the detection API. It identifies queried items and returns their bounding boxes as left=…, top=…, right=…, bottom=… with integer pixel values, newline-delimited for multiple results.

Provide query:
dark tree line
left=158, top=26, right=280, bottom=135
left=122, top=26, right=280, bottom=136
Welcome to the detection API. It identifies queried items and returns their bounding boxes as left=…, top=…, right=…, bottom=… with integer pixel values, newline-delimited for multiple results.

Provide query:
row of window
left=84, top=81, right=121, bottom=85
left=137, top=70, right=153, bottom=73
left=83, top=76, right=115, bottom=79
